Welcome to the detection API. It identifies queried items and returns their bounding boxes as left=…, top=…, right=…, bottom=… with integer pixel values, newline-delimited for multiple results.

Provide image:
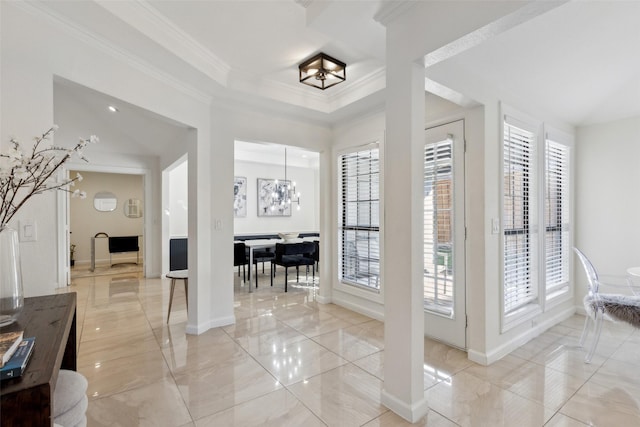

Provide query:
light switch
left=19, top=219, right=37, bottom=242
left=491, top=218, right=500, bottom=234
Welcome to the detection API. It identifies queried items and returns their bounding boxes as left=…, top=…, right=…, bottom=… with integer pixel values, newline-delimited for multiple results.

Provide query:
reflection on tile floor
left=56, top=271, right=640, bottom=426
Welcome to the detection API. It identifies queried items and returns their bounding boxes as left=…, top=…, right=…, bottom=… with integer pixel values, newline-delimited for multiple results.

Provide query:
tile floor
left=57, top=268, right=640, bottom=426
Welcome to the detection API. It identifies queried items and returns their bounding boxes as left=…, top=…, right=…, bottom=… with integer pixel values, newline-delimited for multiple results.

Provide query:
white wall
left=1, top=2, right=209, bottom=304
left=69, top=171, right=144, bottom=264
left=233, top=159, right=318, bottom=235
left=575, top=116, right=640, bottom=303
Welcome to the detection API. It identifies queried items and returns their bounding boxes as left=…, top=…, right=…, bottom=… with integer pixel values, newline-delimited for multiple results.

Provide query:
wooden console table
left=1, top=293, right=77, bottom=427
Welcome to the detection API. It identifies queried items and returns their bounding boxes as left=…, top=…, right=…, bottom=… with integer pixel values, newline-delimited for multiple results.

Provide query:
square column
left=381, top=59, right=428, bottom=421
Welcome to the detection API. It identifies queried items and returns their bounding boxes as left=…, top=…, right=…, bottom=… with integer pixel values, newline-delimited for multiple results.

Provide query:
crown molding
left=228, top=69, right=330, bottom=113
left=96, top=0, right=231, bottom=85
left=328, top=67, right=386, bottom=101
left=373, top=0, right=417, bottom=26
left=14, top=1, right=212, bottom=105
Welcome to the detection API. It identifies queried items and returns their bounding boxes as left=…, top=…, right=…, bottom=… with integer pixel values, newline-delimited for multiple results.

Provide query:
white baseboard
left=317, top=295, right=332, bottom=304
left=332, top=296, right=384, bottom=321
left=186, top=314, right=235, bottom=335
left=381, top=389, right=429, bottom=423
left=468, top=306, right=576, bottom=365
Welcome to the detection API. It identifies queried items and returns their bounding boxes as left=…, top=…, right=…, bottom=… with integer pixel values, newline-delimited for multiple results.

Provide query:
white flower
left=89, top=135, right=99, bottom=144
left=0, top=126, right=97, bottom=225
left=71, top=189, right=85, bottom=198
left=76, top=172, right=83, bottom=182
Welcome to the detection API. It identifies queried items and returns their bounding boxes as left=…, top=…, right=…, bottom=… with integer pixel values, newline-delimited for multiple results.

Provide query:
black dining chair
left=271, top=242, right=316, bottom=292
left=234, top=242, right=248, bottom=281
left=251, top=248, right=275, bottom=288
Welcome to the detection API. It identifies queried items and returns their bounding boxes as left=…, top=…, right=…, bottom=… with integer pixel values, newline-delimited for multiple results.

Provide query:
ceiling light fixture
left=107, top=105, right=118, bottom=113
left=299, top=52, right=346, bottom=90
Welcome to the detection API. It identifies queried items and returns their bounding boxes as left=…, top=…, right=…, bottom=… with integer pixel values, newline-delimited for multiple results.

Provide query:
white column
left=317, top=149, right=332, bottom=304
left=381, top=57, right=428, bottom=421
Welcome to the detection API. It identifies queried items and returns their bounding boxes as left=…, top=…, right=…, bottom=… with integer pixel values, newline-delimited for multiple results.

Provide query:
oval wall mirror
left=94, top=191, right=117, bottom=212
left=124, top=198, right=143, bottom=218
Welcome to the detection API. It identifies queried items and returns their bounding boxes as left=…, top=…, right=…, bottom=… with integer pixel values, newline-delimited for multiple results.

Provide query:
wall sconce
left=299, top=52, right=346, bottom=90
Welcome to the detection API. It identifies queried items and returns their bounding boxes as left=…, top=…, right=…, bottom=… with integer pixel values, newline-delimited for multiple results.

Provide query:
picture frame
left=233, top=176, right=247, bottom=217
left=257, top=178, right=291, bottom=217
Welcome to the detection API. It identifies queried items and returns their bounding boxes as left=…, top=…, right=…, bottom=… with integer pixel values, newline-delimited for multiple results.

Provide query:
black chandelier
left=299, top=52, right=346, bottom=90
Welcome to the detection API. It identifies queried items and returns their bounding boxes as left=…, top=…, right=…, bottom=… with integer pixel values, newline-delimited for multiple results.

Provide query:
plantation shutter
left=338, top=147, right=380, bottom=290
left=503, top=116, right=538, bottom=314
left=545, top=138, right=570, bottom=297
left=423, top=138, right=454, bottom=315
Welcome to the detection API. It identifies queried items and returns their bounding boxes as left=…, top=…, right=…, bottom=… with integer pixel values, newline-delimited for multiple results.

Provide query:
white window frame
left=500, top=105, right=574, bottom=332
left=501, top=107, right=543, bottom=331
left=336, top=142, right=382, bottom=297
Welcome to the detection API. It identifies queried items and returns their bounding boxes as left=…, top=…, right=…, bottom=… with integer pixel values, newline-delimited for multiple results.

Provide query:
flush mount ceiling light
left=299, top=52, right=346, bottom=90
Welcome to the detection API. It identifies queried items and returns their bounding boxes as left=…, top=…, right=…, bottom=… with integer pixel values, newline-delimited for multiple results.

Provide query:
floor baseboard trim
left=186, top=315, right=235, bottom=335
left=317, top=295, right=332, bottom=304
left=470, top=306, right=577, bottom=365
left=381, top=389, right=429, bottom=423
left=332, top=297, right=384, bottom=321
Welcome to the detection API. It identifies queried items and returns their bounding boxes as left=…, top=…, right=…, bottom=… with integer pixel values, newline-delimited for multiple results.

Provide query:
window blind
left=338, top=147, right=380, bottom=290
left=545, top=139, right=570, bottom=296
left=424, top=138, right=454, bottom=315
left=503, top=118, right=538, bottom=314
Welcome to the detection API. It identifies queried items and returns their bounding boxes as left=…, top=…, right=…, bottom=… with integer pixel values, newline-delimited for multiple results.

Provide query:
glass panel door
left=424, top=120, right=466, bottom=349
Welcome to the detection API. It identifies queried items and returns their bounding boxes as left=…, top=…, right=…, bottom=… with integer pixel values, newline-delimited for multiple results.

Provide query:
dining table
left=238, top=237, right=319, bottom=292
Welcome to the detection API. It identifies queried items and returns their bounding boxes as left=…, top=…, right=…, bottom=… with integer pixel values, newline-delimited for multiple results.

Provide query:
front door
left=423, top=120, right=466, bottom=349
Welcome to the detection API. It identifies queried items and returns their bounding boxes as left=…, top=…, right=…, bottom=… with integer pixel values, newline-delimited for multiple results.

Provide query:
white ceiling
left=426, top=1, right=640, bottom=126
left=42, top=0, right=640, bottom=152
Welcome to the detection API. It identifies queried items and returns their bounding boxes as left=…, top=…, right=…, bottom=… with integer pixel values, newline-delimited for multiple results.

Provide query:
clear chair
left=574, top=247, right=640, bottom=363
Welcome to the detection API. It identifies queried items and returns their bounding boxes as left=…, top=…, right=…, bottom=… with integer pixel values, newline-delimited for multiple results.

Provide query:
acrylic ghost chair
left=574, top=247, right=640, bottom=363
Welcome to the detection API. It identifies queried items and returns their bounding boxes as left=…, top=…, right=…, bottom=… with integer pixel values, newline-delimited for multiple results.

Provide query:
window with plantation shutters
left=545, top=137, right=570, bottom=298
left=424, top=138, right=454, bottom=315
left=338, top=147, right=380, bottom=290
left=503, top=116, right=538, bottom=315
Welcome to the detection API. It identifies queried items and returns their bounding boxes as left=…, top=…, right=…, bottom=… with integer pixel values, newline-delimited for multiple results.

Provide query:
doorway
left=423, top=120, right=467, bottom=349
left=68, top=171, right=145, bottom=281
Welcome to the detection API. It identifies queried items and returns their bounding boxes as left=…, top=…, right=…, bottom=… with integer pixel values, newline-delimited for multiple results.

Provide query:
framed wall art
left=257, top=178, right=291, bottom=217
left=234, top=176, right=247, bottom=217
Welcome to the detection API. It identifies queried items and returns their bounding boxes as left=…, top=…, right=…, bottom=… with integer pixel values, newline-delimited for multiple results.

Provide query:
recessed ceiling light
left=108, top=105, right=118, bottom=113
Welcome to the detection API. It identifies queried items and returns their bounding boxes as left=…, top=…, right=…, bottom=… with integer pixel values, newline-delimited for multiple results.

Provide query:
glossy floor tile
left=59, top=271, right=640, bottom=426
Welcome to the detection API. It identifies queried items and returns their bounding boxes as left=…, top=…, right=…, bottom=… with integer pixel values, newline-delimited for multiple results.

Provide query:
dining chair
left=271, top=242, right=316, bottom=292
left=574, top=247, right=640, bottom=363
left=234, top=242, right=248, bottom=281
left=251, top=248, right=275, bottom=288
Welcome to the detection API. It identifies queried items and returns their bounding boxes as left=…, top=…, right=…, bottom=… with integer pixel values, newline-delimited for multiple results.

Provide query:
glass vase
left=0, top=225, right=24, bottom=327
